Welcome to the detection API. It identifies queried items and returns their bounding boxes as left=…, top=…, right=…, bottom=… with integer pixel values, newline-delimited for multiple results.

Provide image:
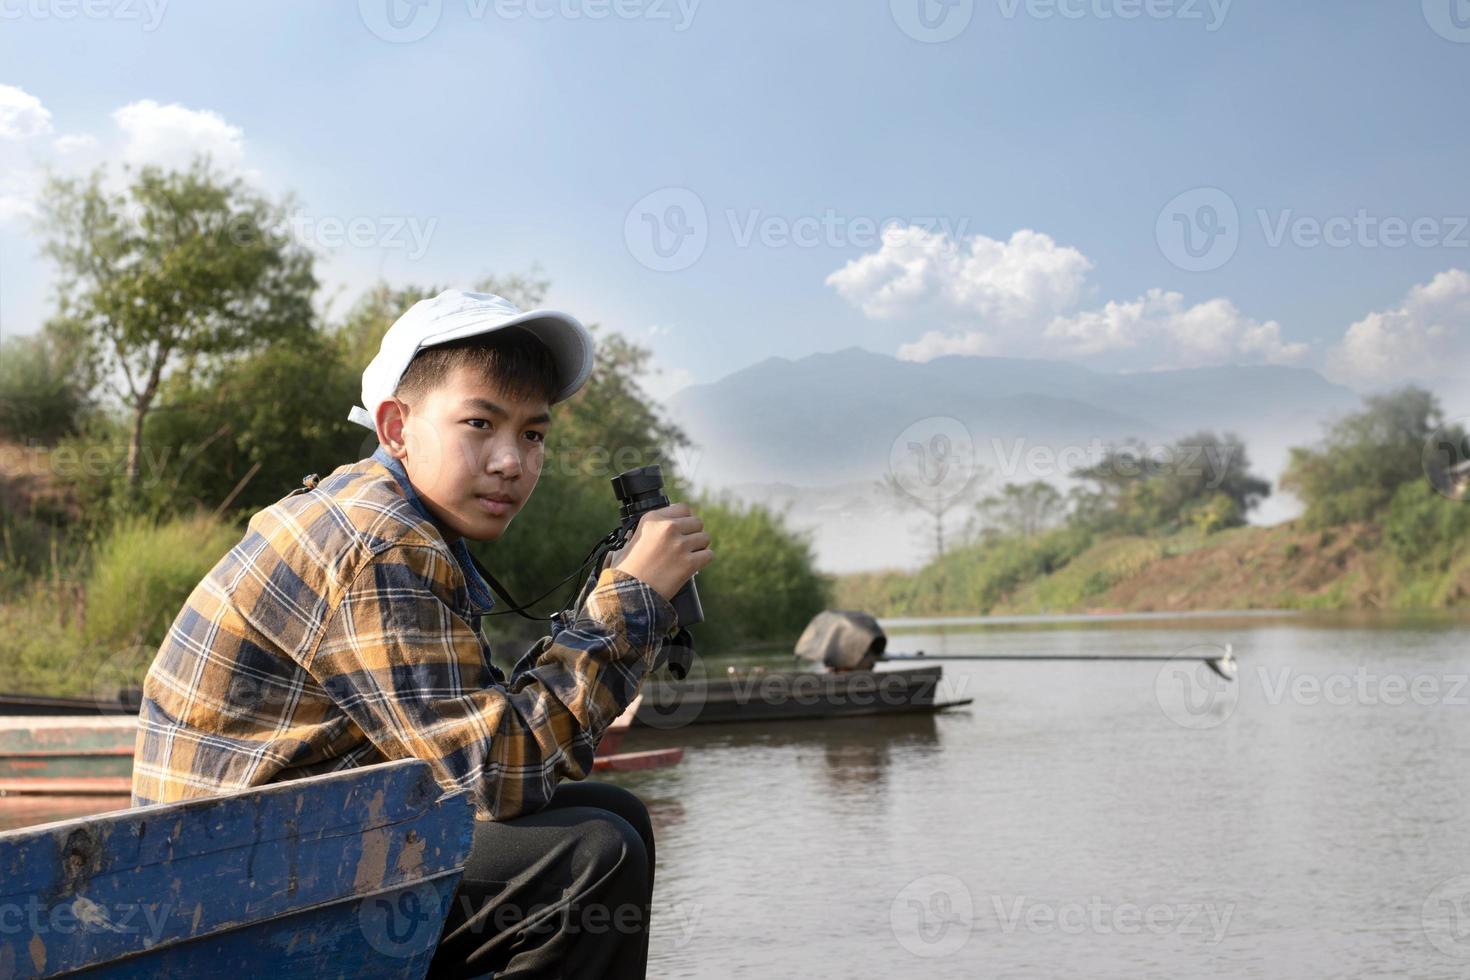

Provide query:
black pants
left=426, top=782, right=655, bottom=979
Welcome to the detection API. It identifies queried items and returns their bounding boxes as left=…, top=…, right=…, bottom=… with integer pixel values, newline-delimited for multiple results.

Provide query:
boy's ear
left=375, top=397, right=410, bottom=458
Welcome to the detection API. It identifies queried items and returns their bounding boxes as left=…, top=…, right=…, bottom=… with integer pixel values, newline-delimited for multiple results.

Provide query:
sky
left=1, top=0, right=1468, bottom=415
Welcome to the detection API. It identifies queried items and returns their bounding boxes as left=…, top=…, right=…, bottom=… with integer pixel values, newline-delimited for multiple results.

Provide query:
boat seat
left=0, top=759, right=473, bottom=979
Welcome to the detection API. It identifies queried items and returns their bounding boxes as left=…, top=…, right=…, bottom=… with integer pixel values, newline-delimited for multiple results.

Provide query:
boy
left=131, top=289, right=713, bottom=978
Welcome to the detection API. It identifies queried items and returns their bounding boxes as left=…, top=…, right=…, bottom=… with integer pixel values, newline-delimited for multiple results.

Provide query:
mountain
left=666, top=349, right=1362, bottom=573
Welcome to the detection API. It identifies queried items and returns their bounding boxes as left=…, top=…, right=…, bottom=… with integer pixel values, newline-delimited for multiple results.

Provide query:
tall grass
left=0, top=510, right=241, bottom=696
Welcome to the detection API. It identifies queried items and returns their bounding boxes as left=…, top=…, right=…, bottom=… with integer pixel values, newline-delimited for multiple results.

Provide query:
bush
left=1385, top=481, right=1470, bottom=573
left=82, top=511, right=243, bottom=656
left=0, top=330, right=90, bottom=444
left=687, top=491, right=831, bottom=652
left=1282, top=387, right=1457, bottom=528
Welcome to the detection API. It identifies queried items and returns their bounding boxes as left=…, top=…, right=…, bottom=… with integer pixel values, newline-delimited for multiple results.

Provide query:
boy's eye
left=466, top=419, right=491, bottom=430
left=526, top=431, right=546, bottom=444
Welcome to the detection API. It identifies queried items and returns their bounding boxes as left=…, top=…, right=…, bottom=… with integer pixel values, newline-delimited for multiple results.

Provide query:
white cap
left=347, top=289, right=595, bottom=431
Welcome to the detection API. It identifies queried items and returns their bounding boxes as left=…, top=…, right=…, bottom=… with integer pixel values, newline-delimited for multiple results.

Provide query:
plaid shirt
left=131, top=449, right=678, bottom=821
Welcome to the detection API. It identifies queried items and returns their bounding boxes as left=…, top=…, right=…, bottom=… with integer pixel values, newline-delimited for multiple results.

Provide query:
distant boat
left=634, top=664, right=973, bottom=727
left=633, top=610, right=975, bottom=728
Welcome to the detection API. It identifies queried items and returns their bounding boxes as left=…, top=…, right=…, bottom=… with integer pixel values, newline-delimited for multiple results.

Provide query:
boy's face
left=378, top=364, right=551, bottom=543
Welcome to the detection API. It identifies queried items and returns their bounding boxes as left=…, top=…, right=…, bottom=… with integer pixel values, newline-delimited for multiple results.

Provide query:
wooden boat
left=633, top=664, right=973, bottom=727
left=0, top=757, right=472, bottom=978
left=0, top=695, right=679, bottom=809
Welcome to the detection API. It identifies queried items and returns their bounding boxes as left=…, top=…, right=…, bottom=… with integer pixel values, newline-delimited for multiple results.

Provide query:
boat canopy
left=794, top=610, right=887, bottom=671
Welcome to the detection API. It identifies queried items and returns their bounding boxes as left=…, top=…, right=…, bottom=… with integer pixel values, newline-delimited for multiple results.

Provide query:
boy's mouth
left=476, top=495, right=515, bottom=517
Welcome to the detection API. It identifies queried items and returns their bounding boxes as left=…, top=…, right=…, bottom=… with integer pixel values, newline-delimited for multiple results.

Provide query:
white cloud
left=112, top=99, right=245, bottom=172
left=1326, top=269, right=1470, bottom=388
left=826, top=226, right=1092, bottom=324
left=52, top=133, right=97, bottom=155
left=1044, top=289, right=1308, bottom=366
left=834, top=224, right=1311, bottom=370
left=0, top=84, right=52, bottom=141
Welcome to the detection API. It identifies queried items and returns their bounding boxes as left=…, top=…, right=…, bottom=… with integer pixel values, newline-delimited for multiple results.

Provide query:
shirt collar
left=371, top=445, right=496, bottom=614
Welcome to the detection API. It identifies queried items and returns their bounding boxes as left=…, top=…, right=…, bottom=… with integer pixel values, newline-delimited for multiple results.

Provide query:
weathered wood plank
left=0, top=759, right=473, bottom=978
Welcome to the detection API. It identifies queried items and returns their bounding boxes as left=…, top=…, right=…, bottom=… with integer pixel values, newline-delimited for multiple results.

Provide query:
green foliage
left=686, top=491, right=831, bottom=651
left=36, top=157, right=318, bottom=497
left=1384, top=480, right=1470, bottom=573
left=969, top=480, right=1066, bottom=542
left=1068, top=431, right=1267, bottom=536
left=849, top=525, right=1094, bottom=616
left=1282, top=386, right=1458, bottom=528
left=0, top=326, right=94, bottom=444
left=82, top=511, right=242, bottom=655
left=1187, top=493, right=1241, bottom=535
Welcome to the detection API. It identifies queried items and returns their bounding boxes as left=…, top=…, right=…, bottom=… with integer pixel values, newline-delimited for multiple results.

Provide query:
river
left=619, top=610, right=1470, bottom=979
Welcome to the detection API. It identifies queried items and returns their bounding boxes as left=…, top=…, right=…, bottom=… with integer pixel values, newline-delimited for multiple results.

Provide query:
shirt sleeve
left=306, top=543, right=678, bottom=821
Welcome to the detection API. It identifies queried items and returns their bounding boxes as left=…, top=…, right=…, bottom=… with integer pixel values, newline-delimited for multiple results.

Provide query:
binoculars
left=611, top=465, right=701, bottom=678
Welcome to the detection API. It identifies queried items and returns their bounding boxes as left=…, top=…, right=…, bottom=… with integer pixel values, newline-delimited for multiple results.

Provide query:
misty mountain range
left=666, top=348, right=1362, bottom=572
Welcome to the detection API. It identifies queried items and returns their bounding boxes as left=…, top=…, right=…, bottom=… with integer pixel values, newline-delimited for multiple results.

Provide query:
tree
left=1069, top=431, right=1267, bottom=535
left=35, top=158, right=317, bottom=497
left=1281, top=386, right=1458, bottom=528
left=968, top=481, right=1067, bottom=542
left=875, top=457, right=989, bottom=562
left=0, top=324, right=94, bottom=444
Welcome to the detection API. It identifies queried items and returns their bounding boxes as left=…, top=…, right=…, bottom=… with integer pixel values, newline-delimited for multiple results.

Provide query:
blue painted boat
left=0, top=758, right=473, bottom=978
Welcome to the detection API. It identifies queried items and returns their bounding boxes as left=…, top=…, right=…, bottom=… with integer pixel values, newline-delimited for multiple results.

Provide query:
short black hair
left=394, top=327, right=561, bottom=407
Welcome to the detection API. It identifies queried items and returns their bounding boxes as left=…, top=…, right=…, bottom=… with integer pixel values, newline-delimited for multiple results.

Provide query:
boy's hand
left=608, top=503, right=714, bottom=601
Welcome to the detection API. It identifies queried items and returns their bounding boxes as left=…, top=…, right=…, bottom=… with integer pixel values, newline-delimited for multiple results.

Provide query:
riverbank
left=834, top=519, right=1470, bottom=617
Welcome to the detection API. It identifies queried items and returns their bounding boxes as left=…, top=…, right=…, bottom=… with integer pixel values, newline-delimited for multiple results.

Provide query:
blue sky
left=1, top=0, right=1467, bottom=408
